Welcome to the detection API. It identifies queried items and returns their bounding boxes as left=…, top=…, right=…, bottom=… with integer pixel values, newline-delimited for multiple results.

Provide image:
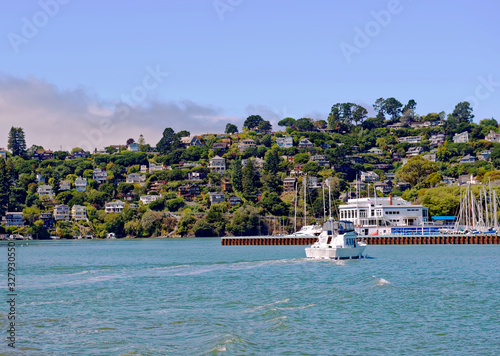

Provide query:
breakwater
left=221, top=234, right=500, bottom=245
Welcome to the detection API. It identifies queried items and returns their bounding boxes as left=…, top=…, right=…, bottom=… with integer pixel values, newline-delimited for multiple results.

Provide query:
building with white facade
left=140, top=195, right=161, bottom=205
left=209, top=155, right=226, bottom=173
left=105, top=201, right=126, bottom=213
left=71, top=205, right=88, bottom=221
left=37, top=184, right=54, bottom=198
left=75, top=177, right=87, bottom=192
left=453, top=131, right=469, bottom=143
left=54, top=204, right=70, bottom=221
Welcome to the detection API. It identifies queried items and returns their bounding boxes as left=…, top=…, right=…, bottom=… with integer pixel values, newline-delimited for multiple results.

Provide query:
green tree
left=382, top=97, right=403, bottom=120
left=8, top=127, right=27, bottom=157
left=156, top=128, right=180, bottom=154
left=258, top=120, right=272, bottom=132
left=295, top=118, right=314, bottom=132
left=352, top=105, right=368, bottom=126
left=242, top=159, right=256, bottom=196
left=0, top=159, right=11, bottom=214
left=396, top=156, right=438, bottom=187
left=232, top=159, right=243, bottom=192
left=225, top=123, right=238, bottom=134
left=243, top=115, right=264, bottom=129
left=264, top=148, right=280, bottom=174
left=277, top=117, right=296, bottom=127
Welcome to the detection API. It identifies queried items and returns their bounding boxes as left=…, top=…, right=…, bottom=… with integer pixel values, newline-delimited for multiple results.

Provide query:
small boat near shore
left=305, top=220, right=367, bottom=259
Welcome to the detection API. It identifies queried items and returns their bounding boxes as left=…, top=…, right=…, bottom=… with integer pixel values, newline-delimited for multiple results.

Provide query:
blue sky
left=0, top=0, right=499, bottom=150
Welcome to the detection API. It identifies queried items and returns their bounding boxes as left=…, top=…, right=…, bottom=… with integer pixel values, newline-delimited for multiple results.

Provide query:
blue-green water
left=1, top=239, right=499, bottom=355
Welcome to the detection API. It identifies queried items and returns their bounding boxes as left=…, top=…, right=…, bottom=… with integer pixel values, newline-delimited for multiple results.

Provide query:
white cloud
left=0, top=75, right=243, bottom=152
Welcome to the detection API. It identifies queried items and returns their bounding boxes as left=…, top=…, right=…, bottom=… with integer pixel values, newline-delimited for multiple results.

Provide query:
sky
left=0, top=0, right=499, bottom=151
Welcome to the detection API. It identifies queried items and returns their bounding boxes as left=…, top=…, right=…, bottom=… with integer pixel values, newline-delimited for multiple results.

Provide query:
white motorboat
left=305, top=220, right=367, bottom=260
left=290, top=224, right=322, bottom=237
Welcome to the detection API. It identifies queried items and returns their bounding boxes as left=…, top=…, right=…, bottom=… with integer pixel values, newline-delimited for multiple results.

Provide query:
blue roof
left=431, top=216, right=456, bottom=220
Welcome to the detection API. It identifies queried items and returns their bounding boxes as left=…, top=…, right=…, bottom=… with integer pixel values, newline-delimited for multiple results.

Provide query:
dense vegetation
left=2, top=100, right=500, bottom=238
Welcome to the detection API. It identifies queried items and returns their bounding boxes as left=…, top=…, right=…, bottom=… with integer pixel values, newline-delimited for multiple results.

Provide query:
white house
left=406, top=146, right=424, bottom=157
left=208, top=192, right=225, bottom=205
left=105, top=201, right=126, bottom=213
left=485, top=130, right=500, bottom=143
left=209, top=155, right=226, bottom=173
left=298, top=138, right=313, bottom=148
left=276, top=136, right=293, bottom=148
left=54, top=204, right=70, bottom=221
left=368, top=147, right=383, bottom=155
left=75, top=177, right=87, bottom=192
left=459, top=154, right=475, bottom=164
left=398, top=136, right=422, bottom=144
left=453, top=131, right=469, bottom=143
left=140, top=195, right=161, bottom=205
left=37, top=184, right=54, bottom=198
left=59, top=180, right=71, bottom=191
left=71, top=205, right=88, bottom=221
left=126, top=173, right=146, bottom=186
left=149, top=163, right=164, bottom=172
left=360, top=171, right=379, bottom=183
left=93, top=168, right=108, bottom=184
left=429, top=134, right=445, bottom=147
left=238, top=139, right=256, bottom=153
left=128, top=142, right=139, bottom=152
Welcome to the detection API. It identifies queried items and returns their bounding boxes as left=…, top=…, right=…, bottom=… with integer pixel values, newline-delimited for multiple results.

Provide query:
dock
left=221, top=234, right=500, bottom=246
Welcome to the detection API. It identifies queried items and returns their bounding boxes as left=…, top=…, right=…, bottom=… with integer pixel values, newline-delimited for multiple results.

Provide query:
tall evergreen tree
left=8, top=127, right=27, bottom=157
left=242, top=159, right=256, bottom=196
left=264, top=148, right=280, bottom=174
left=0, top=159, right=10, bottom=215
left=231, top=159, right=243, bottom=192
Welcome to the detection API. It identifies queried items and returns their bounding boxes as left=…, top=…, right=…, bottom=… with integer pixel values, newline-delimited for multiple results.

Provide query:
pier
left=221, top=234, right=500, bottom=246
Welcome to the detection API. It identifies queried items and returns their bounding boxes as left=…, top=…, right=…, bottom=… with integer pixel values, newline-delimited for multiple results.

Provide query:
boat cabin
left=322, top=220, right=355, bottom=235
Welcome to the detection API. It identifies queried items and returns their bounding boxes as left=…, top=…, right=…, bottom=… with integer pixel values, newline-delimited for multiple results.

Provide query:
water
left=1, top=239, right=499, bottom=355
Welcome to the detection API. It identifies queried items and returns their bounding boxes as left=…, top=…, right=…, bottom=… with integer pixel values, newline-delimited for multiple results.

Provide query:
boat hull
left=305, top=245, right=366, bottom=260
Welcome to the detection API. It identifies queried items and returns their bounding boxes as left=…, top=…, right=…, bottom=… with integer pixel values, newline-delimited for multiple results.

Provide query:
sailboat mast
left=322, top=182, right=326, bottom=222
left=303, top=175, right=307, bottom=227
left=294, top=181, right=297, bottom=233
left=328, top=180, right=332, bottom=219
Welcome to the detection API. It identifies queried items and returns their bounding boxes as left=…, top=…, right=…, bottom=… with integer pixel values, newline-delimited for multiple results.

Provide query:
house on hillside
left=208, top=192, right=225, bottom=205
left=453, top=131, right=469, bottom=143
left=2, top=212, right=24, bottom=227
left=276, top=136, right=293, bottom=148
left=209, top=156, right=226, bottom=173
left=0, top=148, right=6, bottom=160
left=228, top=195, right=242, bottom=207
left=33, top=149, right=54, bottom=161
left=222, top=179, right=233, bottom=193
left=59, top=180, right=71, bottom=191
left=126, top=173, right=146, bottom=186
left=178, top=183, right=201, bottom=201
left=459, top=154, right=475, bottom=165
left=478, top=150, right=491, bottom=161
left=368, top=147, right=383, bottom=155
left=298, top=138, right=313, bottom=148
left=429, top=134, right=445, bottom=147
left=212, top=142, right=228, bottom=154
left=128, top=142, right=139, bottom=152
left=398, top=136, right=422, bottom=144
left=71, top=205, right=88, bottom=221
left=406, top=146, right=424, bottom=157
left=75, top=177, right=87, bottom=192
left=311, top=155, right=330, bottom=167
left=485, top=130, right=500, bottom=143
left=283, top=177, right=297, bottom=192
left=181, top=136, right=204, bottom=148
left=37, top=185, right=54, bottom=198
left=140, top=195, right=161, bottom=205
left=238, top=139, right=256, bottom=153
left=105, top=201, right=126, bottom=213
left=54, top=204, right=70, bottom=221
left=93, top=168, right=108, bottom=184
left=360, top=171, right=379, bottom=183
